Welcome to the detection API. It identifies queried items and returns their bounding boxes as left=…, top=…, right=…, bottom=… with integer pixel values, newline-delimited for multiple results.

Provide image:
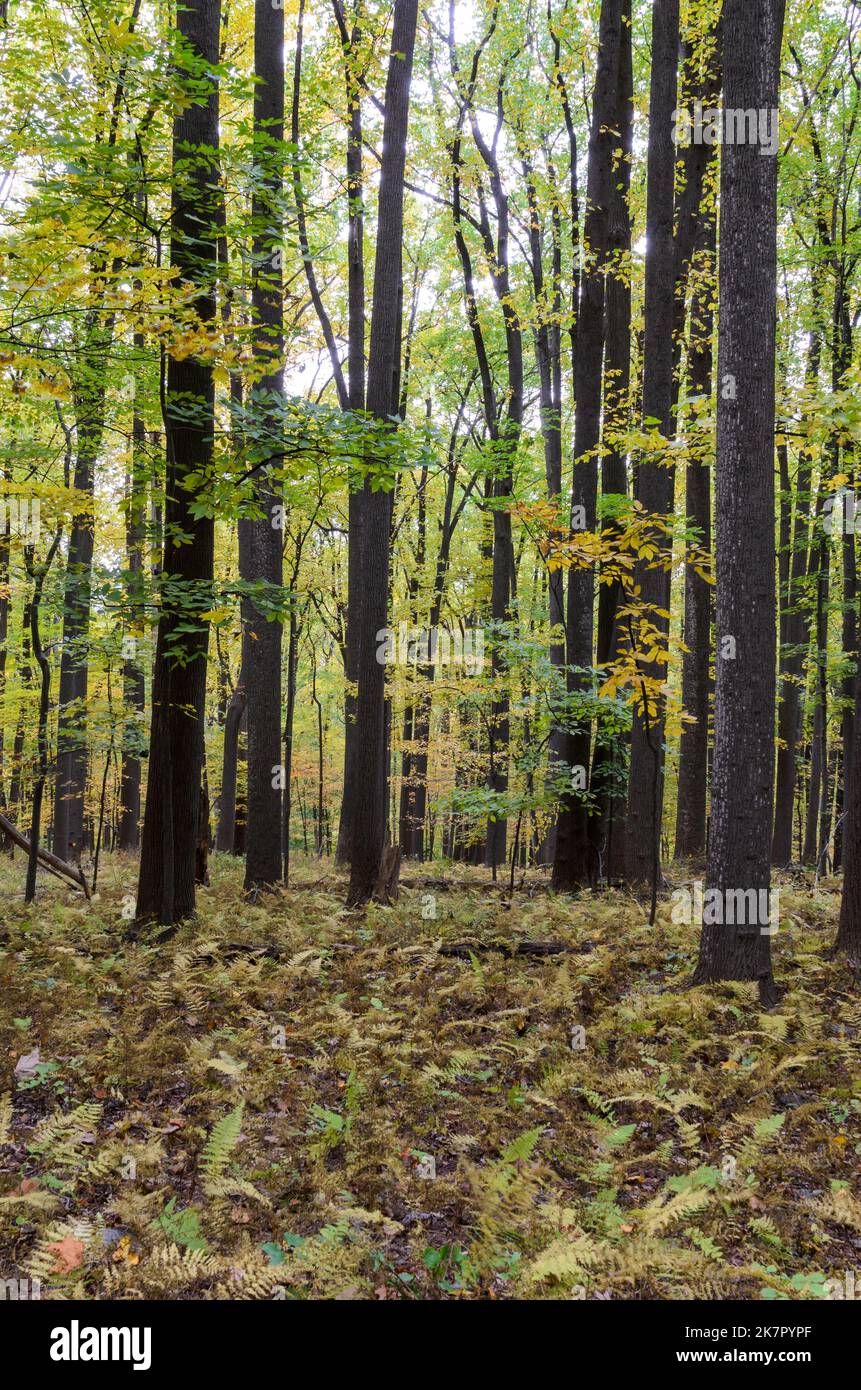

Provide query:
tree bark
left=673, top=21, right=722, bottom=861
left=136, top=0, right=221, bottom=926
left=216, top=667, right=246, bottom=853
left=624, top=0, right=680, bottom=891
left=243, top=0, right=285, bottom=895
left=693, top=0, right=786, bottom=1007
left=118, top=351, right=146, bottom=851
left=346, top=0, right=419, bottom=906
left=590, top=0, right=633, bottom=882
left=552, top=0, right=624, bottom=891
left=836, top=662, right=861, bottom=963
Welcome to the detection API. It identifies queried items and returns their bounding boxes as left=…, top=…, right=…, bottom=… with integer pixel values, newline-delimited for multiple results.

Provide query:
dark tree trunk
left=552, top=0, right=624, bottom=892
left=673, top=231, right=714, bottom=861
left=674, top=22, right=722, bottom=862
left=693, top=0, right=786, bottom=1007
left=196, top=782, right=211, bottom=886
left=520, top=106, right=566, bottom=864
left=590, top=0, right=633, bottom=882
left=836, top=663, right=861, bottom=963
left=346, top=0, right=419, bottom=906
left=24, top=533, right=62, bottom=903
left=8, top=604, right=28, bottom=839
left=136, top=0, right=221, bottom=926
left=772, top=322, right=821, bottom=864
left=335, top=1, right=368, bottom=868
left=398, top=461, right=427, bottom=857
left=243, top=0, right=285, bottom=894
left=53, top=403, right=104, bottom=863
left=624, top=0, right=680, bottom=892
left=803, top=519, right=830, bottom=864
left=0, top=471, right=9, bottom=837
left=837, top=510, right=857, bottom=870
left=282, top=606, right=301, bottom=879
left=216, top=668, right=246, bottom=853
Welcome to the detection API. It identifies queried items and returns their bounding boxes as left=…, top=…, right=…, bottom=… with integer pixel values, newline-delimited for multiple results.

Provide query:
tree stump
left=373, top=845, right=401, bottom=903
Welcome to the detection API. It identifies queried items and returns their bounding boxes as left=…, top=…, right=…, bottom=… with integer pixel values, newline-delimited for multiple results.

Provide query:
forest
left=1, top=0, right=861, bottom=1316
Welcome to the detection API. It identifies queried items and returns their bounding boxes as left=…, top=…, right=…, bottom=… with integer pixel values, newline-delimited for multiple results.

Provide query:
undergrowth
left=1, top=853, right=859, bottom=1300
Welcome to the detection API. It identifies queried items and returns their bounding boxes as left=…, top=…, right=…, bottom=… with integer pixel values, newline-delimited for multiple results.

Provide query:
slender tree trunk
left=282, top=606, right=301, bottom=879
left=552, top=0, right=624, bottom=891
left=803, top=520, right=830, bottom=863
left=216, top=668, right=246, bottom=853
left=674, top=227, right=716, bottom=860
left=624, top=0, right=680, bottom=890
left=0, top=475, right=9, bottom=838
left=335, top=0, right=367, bottom=867
left=53, top=404, right=103, bottom=863
left=836, top=659, right=861, bottom=963
left=243, top=0, right=285, bottom=894
left=118, top=353, right=146, bottom=850
left=591, top=0, right=633, bottom=881
left=24, top=533, right=62, bottom=902
left=673, top=22, right=722, bottom=861
left=772, top=322, right=821, bottom=863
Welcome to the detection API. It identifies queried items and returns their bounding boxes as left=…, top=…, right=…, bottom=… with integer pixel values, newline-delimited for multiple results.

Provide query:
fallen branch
left=0, top=811, right=91, bottom=900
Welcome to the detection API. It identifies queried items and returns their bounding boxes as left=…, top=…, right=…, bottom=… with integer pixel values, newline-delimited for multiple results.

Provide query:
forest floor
left=1, top=852, right=860, bottom=1300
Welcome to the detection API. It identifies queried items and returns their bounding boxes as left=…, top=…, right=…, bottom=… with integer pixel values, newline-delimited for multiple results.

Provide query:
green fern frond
left=200, top=1102, right=245, bottom=1180
left=0, top=1092, right=12, bottom=1145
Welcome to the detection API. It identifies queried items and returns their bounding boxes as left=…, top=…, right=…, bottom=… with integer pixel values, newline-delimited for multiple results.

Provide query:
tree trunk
left=674, top=226, right=716, bottom=861
left=772, top=323, right=821, bottom=863
left=624, top=0, right=680, bottom=891
left=836, top=662, right=861, bottom=963
left=118, top=357, right=146, bottom=851
left=243, top=0, right=285, bottom=895
left=53, top=406, right=103, bottom=863
left=136, top=0, right=221, bottom=926
left=216, top=668, right=246, bottom=853
left=24, top=533, right=62, bottom=902
left=552, top=0, right=624, bottom=891
left=590, top=0, right=633, bottom=882
left=693, top=0, right=786, bottom=1007
left=334, top=1, right=367, bottom=868
left=673, top=21, right=722, bottom=861
left=346, top=0, right=419, bottom=906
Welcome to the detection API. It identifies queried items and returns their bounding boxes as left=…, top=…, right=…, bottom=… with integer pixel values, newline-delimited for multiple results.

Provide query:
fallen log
left=438, top=940, right=598, bottom=960
left=0, top=811, right=91, bottom=900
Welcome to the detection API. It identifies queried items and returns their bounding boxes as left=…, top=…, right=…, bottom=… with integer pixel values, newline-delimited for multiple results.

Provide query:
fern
left=200, top=1102, right=244, bottom=1182
left=204, top=1176, right=269, bottom=1205
left=155, top=1197, right=208, bottom=1251
left=637, top=1187, right=711, bottom=1236
left=0, top=1091, right=11, bottom=1145
left=750, top=1214, right=783, bottom=1249
left=28, top=1102, right=102, bottom=1171
left=524, top=1235, right=603, bottom=1286
left=501, top=1127, right=544, bottom=1163
left=685, top=1227, right=723, bottom=1261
